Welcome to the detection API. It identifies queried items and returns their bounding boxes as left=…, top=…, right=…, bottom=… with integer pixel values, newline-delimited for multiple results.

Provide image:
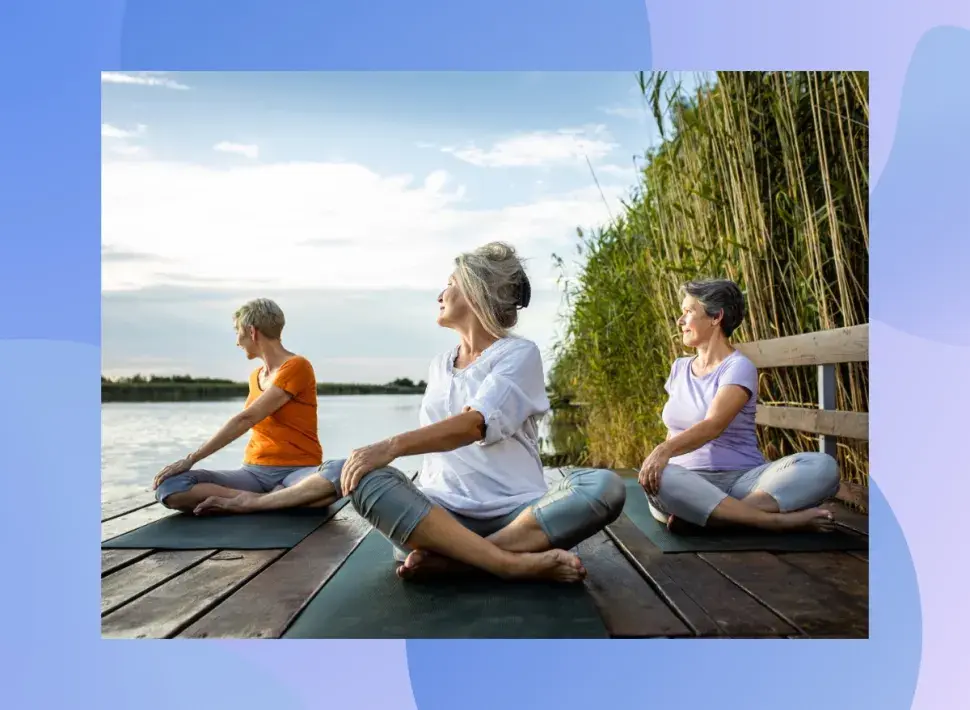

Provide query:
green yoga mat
left=284, top=531, right=609, bottom=639
left=622, top=480, right=868, bottom=553
left=102, top=498, right=350, bottom=550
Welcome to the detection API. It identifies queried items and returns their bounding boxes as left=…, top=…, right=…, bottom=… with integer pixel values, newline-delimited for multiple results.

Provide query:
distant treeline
left=101, top=375, right=427, bottom=402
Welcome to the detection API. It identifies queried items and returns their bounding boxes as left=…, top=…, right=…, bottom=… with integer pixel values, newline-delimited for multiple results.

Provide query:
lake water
left=101, top=394, right=553, bottom=503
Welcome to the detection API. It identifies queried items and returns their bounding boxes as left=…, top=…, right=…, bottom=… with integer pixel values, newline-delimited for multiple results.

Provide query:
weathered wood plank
left=179, top=508, right=372, bottom=639
left=606, top=515, right=795, bottom=637
left=847, top=550, right=868, bottom=563
left=821, top=500, right=869, bottom=536
left=577, top=530, right=692, bottom=638
left=101, top=504, right=178, bottom=543
left=101, top=549, right=283, bottom=639
left=736, top=324, right=868, bottom=368
left=698, top=551, right=868, bottom=638
left=775, top=552, right=868, bottom=604
left=101, top=549, right=153, bottom=577
left=102, top=550, right=215, bottom=615
left=755, top=405, right=868, bottom=440
left=102, top=489, right=157, bottom=522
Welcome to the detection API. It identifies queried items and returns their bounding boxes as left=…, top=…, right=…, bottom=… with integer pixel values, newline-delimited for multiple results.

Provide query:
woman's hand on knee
left=341, top=440, right=397, bottom=494
left=638, top=445, right=671, bottom=495
left=152, top=456, right=193, bottom=490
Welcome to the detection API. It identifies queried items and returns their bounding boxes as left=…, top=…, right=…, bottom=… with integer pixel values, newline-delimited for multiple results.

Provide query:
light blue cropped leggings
left=318, top=462, right=628, bottom=557
left=647, top=451, right=841, bottom=527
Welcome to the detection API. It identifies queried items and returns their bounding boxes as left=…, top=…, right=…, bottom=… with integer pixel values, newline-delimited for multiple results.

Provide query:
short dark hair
left=681, top=279, right=746, bottom=337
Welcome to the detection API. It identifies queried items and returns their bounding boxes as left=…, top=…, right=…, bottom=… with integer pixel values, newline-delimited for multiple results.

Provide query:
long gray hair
left=454, top=242, right=532, bottom=338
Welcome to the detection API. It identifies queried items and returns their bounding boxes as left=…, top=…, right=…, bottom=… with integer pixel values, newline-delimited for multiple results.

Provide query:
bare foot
left=771, top=507, right=836, bottom=532
left=396, top=549, right=475, bottom=580
left=194, top=491, right=261, bottom=516
left=508, top=549, right=587, bottom=583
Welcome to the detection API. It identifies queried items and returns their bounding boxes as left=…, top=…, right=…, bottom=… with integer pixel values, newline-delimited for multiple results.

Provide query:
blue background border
left=2, top=1, right=966, bottom=708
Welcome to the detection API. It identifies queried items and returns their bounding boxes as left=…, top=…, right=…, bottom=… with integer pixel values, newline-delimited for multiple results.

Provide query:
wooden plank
left=102, top=549, right=215, bottom=615
left=102, top=489, right=157, bottom=522
left=736, top=324, right=868, bottom=368
left=101, top=504, right=178, bottom=543
left=847, top=551, right=869, bottom=563
left=605, top=515, right=795, bottom=637
left=576, top=530, right=692, bottom=638
left=756, top=405, right=868, bottom=440
left=821, top=500, right=869, bottom=536
left=101, top=549, right=153, bottom=577
left=179, top=508, right=372, bottom=639
left=698, top=551, right=868, bottom=638
left=101, top=549, right=283, bottom=639
left=775, top=552, right=869, bottom=604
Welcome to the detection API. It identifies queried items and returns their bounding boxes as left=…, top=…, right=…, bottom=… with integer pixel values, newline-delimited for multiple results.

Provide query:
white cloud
left=213, top=142, right=260, bottom=159
left=101, top=158, right=626, bottom=294
left=110, top=143, right=145, bottom=157
left=102, top=123, right=146, bottom=139
left=101, top=72, right=190, bottom=90
left=438, top=125, right=617, bottom=168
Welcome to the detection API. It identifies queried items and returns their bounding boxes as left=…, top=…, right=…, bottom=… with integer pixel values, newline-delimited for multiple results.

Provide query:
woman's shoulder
left=282, top=354, right=314, bottom=371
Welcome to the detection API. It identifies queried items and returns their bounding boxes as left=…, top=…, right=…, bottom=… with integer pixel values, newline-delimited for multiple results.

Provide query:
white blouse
left=416, top=336, right=551, bottom=518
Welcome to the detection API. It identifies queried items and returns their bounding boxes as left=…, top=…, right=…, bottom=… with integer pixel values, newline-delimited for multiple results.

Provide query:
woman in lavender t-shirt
left=637, top=279, right=840, bottom=534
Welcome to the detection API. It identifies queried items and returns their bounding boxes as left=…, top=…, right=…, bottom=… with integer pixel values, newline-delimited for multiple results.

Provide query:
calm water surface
left=101, top=394, right=552, bottom=503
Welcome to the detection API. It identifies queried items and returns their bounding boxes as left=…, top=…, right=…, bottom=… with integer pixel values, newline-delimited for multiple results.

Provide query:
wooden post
left=818, top=364, right=837, bottom=458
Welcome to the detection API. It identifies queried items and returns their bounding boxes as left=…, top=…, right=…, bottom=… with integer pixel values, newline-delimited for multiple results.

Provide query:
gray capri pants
left=156, top=462, right=321, bottom=507
left=647, top=451, right=841, bottom=527
left=318, top=462, right=627, bottom=556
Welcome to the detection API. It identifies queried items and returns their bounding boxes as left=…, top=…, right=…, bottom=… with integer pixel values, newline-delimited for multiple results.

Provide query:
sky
left=101, top=71, right=701, bottom=384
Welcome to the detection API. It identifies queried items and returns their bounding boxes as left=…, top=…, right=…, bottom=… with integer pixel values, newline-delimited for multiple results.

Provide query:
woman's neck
left=259, top=342, right=293, bottom=372
left=455, top=322, right=499, bottom=365
left=693, top=337, right=734, bottom=371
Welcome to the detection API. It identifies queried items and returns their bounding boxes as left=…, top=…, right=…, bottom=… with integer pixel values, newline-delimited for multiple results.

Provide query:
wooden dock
left=101, top=468, right=869, bottom=639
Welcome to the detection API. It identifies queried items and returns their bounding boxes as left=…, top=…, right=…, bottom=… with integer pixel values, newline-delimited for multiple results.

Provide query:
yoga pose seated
left=153, top=298, right=324, bottom=511
left=195, top=242, right=626, bottom=583
left=638, top=279, right=840, bottom=535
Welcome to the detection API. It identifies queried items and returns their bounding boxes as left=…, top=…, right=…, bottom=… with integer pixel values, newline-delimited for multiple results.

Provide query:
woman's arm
left=639, top=384, right=750, bottom=493
left=388, top=407, right=484, bottom=458
left=658, top=384, right=750, bottom=458
left=339, top=410, right=485, bottom=494
left=153, top=386, right=293, bottom=489
left=188, top=386, right=294, bottom=463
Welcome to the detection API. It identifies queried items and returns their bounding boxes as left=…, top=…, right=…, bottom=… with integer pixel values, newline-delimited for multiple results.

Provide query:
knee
left=810, top=453, right=840, bottom=496
left=349, top=466, right=410, bottom=516
left=573, top=468, right=627, bottom=525
left=154, top=473, right=196, bottom=509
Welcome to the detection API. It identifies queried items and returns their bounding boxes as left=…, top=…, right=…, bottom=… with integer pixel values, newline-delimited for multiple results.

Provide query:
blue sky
left=101, top=71, right=705, bottom=383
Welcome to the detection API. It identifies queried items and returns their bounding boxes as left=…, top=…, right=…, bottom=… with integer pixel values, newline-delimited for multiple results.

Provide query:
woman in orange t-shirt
left=152, top=298, right=323, bottom=511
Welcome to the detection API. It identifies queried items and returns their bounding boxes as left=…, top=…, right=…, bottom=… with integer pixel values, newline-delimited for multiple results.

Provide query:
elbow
left=235, top=411, right=259, bottom=429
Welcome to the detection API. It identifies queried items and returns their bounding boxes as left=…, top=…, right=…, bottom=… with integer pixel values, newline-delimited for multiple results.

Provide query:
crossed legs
left=355, top=467, right=627, bottom=583
left=648, top=452, right=841, bottom=533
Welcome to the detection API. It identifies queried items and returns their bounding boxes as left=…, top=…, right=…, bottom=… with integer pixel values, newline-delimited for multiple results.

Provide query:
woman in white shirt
left=195, top=242, right=625, bottom=583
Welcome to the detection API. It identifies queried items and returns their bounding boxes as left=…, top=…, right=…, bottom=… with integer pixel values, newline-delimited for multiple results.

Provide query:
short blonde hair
left=233, top=298, right=285, bottom=340
left=454, top=242, right=531, bottom=338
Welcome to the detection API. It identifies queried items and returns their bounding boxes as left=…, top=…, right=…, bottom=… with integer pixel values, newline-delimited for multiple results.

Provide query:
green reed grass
left=548, top=71, right=869, bottom=489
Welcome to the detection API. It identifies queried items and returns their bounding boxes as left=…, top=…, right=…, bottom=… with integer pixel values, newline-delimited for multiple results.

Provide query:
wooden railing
left=736, top=324, right=869, bottom=456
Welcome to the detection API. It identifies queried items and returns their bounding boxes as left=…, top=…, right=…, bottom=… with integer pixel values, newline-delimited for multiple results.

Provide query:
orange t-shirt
left=243, top=355, right=323, bottom=467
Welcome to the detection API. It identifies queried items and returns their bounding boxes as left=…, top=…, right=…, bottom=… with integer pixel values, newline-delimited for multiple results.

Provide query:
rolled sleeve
left=465, top=342, right=549, bottom=446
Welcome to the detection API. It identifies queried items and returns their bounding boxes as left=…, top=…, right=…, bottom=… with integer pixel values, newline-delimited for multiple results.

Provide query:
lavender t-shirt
left=661, top=350, right=765, bottom=471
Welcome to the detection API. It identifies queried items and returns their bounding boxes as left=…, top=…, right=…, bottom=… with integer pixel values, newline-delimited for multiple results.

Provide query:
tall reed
left=549, top=71, right=869, bottom=488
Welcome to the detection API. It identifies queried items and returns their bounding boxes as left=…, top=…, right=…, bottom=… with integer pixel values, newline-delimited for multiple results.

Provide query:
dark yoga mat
left=622, top=480, right=868, bottom=553
left=284, top=531, right=609, bottom=639
left=102, top=498, right=350, bottom=550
